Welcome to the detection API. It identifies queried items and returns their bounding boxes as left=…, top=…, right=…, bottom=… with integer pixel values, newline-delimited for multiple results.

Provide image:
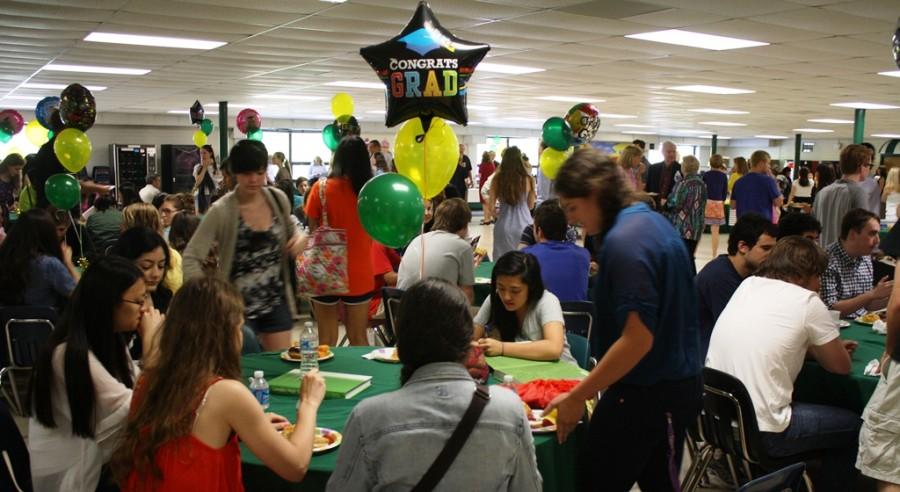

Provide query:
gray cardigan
left=183, top=186, right=298, bottom=316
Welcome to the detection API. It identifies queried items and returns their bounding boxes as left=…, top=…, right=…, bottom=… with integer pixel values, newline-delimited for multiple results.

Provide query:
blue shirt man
left=731, top=151, right=783, bottom=221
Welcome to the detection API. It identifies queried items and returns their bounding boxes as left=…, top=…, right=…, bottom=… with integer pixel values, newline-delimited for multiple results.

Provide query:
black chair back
left=0, top=399, right=32, bottom=492
left=0, top=306, right=57, bottom=368
left=737, top=462, right=806, bottom=492
left=698, top=367, right=764, bottom=464
left=560, top=301, right=594, bottom=339
left=381, top=287, right=405, bottom=346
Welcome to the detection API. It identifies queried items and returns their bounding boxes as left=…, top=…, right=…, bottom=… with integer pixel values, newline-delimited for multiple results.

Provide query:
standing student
left=489, top=147, right=536, bottom=261
left=665, top=155, right=707, bottom=271
left=731, top=150, right=783, bottom=222
left=703, top=154, right=729, bottom=257
left=193, top=145, right=223, bottom=214
left=547, top=149, right=702, bottom=491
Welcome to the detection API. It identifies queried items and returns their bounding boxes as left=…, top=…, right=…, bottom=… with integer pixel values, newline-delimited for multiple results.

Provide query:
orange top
left=122, top=378, right=243, bottom=492
left=305, top=177, right=374, bottom=296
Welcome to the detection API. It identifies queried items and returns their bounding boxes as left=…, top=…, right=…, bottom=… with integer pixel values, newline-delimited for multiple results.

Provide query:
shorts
left=857, top=358, right=900, bottom=484
left=704, top=200, right=725, bottom=225
left=312, top=292, right=374, bottom=306
left=245, top=299, right=293, bottom=334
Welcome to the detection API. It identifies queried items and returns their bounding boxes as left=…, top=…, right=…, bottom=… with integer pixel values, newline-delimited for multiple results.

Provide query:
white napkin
left=864, top=359, right=882, bottom=377
left=872, top=320, right=888, bottom=335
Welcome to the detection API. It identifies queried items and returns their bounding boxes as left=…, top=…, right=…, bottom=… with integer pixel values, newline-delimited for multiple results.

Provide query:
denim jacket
left=326, top=362, right=542, bottom=492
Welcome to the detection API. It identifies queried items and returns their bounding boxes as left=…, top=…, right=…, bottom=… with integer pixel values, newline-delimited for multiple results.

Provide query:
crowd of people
left=0, top=126, right=898, bottom=492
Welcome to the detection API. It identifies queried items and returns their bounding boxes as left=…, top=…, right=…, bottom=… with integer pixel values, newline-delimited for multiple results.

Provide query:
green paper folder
left=487, top=356, right=588, bottom=383
left=268, top=369, right=372, bottom=399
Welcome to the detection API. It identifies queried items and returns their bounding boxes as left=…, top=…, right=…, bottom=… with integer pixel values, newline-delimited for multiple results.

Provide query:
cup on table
left=829, top=310, right=841, bottom=324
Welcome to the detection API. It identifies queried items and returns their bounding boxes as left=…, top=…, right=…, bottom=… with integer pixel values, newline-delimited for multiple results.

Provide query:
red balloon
left=0, top=109, right=25, bottom=135
left=236, top=109, right=262, bottom=134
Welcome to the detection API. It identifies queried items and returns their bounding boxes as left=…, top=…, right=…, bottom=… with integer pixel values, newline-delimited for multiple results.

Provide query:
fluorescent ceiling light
left=467, top=104, right=496, bottom=111
left=366, top=110, right=386, bottom=114
left=1, top=96, right=43, bottom=101
left=699, top=121, right=747, bottom=127
left=324, top=81, right=385, bottom=89
left=667, top=129, right=708, bottom=134
left=755, top=135, right=789, bottom=139
left=253, top=94, right=322, bottom=101
left=599, top=113, right=636, bottom=119
left=168, top=110, right=218, bottom=115
left=699, top=135, right=730, bottom=139
left=478, top=62, right=544, bottom=75
left=21, top=82, right=107, bottom=91
left=792, top=128, right=833, bottom=133
left=830, top=102, right=899, bottom=110
left=468, top=121, right=483, bottom=126
left=689, top=108, right=749, bottom=115
left=625, top=29, right=768, bottom=51
left=320, top=0, right=347, bottom=3
left=0, top=103, right=35, bottom=110
left=624, top=131, right=657, bottom=135
left=872, top=133, right=900, bottom=138
left=668, top=85, right=754, bottom=95
left=807, top=118, right=853, bottom=124
left=877, top=71, right=900, bottom=78
left=615, top=123, right=653, bottom=128
left=43, top=63, right=150, bottom=75
left=537, top=96, right=605, bottom=103
left=84, top=32, right=226, bottom=50
left=506, top=117, right=545, bottom=122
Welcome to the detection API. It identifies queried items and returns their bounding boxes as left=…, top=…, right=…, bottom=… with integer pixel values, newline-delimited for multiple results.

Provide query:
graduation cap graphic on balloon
left=360, top=1, right=489, bottom=130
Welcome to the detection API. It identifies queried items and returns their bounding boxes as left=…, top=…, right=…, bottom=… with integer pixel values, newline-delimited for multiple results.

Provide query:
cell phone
left=469, top=235, right=481, bottom=248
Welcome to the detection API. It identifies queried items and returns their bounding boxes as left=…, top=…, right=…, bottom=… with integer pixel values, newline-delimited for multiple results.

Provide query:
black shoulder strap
left=411, top=384, right=490, bottom=492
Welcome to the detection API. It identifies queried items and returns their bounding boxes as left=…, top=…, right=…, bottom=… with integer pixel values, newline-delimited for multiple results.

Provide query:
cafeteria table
left=473, top=260, right=493, bottom=307
left=240, top=346, right=585, bottom=492
left=794, top=321, right=885, bottom=413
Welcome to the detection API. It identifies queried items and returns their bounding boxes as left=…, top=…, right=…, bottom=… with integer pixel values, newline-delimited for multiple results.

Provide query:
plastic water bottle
left=249, top=370, right=270, bottom=410
left=300, top=321, right=319, bottom=374
left=501, top=374, right=517, bottom=391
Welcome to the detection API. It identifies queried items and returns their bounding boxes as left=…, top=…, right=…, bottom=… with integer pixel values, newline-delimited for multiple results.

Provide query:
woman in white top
left=28, top=256, right=163, bottom=492
left=882, top=167, right=900, bottom=226
left=193, top=145, right=224, bottom=214
left=787, top=167, right=815, bottom=209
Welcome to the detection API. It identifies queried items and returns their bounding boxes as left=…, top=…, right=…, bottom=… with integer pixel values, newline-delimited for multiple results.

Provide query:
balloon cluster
left=352, top=1, right=488, bottom=247
left=539, top=103, right=601, bottom=179
left=236, top=108, right=263, bottom=141
left=0, top=109, right=24, bottom=144
left=894, top=17, right=900, bottom=69
left=188, top=100, right=215, bottom=147
left=321, top=93, right=360, bottom=151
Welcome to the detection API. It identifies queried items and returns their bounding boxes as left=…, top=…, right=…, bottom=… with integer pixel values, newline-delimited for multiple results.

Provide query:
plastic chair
left=379, top=287, right=404, bottom=347
left=560, top=301, right=596, bottom=366
left=736, top=463, right=806, bottom=492
left=565, top=332, right=591, bottom=370
left=0, top=306, right=56, bottom=417
left=681, top=368, right=815, bottom=492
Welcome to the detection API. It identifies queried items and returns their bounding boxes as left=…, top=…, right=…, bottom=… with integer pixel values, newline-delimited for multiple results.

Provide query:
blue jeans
left=760, top=402, right=861, bottom=492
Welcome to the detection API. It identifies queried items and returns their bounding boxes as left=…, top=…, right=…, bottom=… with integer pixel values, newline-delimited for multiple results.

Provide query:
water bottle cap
left=503, top=375, right=514, bottom=383
left=305, top=321, right=313, bottom=328
left=254, top=370, right=264, bottom=379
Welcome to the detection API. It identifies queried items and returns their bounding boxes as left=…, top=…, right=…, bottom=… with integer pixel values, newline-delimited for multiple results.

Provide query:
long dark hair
left=815, top=164, right=835, bottom=194
left=30, top=256, right=143, bottom=437
left=0, top=208, right=64, bottom=305
left=488, top=251, right=545, bottom=342
left=799, top=167, right=810, bottom=187
left=111, top=227, right=172, bottom=310
left=168, top=213, right=200, bottom=254
left=201, top=144, right=218, bottom=173
left=396, top=279, right=473, bottom=385
left=113, top=276, right=244, bottom=483
left=330, top=136, right=373, bottom=196
left=494, top=146, right=528, bottom=205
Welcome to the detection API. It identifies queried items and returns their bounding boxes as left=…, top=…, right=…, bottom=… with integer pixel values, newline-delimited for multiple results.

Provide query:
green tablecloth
left=474, top=260, right=493, bottom=307
left=794, top=322, right=885, bottom=413
left=240, top=347, right=583, bottom=491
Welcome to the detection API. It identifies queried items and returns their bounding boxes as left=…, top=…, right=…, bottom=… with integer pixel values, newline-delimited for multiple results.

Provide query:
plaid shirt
left=821, top=241, right=873, bottom=318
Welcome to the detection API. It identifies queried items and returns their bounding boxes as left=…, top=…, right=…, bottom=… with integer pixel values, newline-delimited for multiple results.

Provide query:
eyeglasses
left=121, top=293, right=149, bottom=306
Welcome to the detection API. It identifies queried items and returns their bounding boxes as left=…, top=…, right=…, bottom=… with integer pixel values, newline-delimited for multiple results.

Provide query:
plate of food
left=282, top=425, right=342, bottom=453
left=369, top=347, right=400, bottom=363
left=281, top=344, right=334, bottom=362
left=856, top=311, right=886, bottom=325
left=523, top=402, right=557, bottom=433
left=837, top=320, right=851, bottom=328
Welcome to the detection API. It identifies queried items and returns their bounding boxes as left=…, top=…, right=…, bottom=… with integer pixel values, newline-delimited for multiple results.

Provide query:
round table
left=240, top=346, right=584, bottom=491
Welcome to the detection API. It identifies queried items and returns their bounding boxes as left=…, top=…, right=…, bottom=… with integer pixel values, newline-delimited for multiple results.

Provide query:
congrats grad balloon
left=359, top=1, right=489, bottom=129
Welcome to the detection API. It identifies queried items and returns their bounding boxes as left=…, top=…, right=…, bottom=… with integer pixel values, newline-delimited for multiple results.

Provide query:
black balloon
left=190, top=100, right=204, bottom=125
left=893, top=17, right=900, bottom=69
left=59, top=83, right=96, bottom=132
left=359, top=1, right=489, bottom=129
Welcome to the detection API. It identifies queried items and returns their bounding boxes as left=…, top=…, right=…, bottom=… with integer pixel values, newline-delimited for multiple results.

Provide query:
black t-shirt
left=695, top=254, right=744, bottom=356
left=449, top=155, right=472, bottom=197
left=27, top=138, right=66, bottom=210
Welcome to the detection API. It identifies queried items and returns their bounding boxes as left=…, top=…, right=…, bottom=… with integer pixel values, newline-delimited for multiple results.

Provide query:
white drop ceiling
left=0, top=0, right=898, bottom=139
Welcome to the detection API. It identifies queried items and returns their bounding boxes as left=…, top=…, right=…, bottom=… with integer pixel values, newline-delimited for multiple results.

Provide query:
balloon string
left=67, top=210, right=83, bottom=257
left=419, top=122, right=427, bottom=281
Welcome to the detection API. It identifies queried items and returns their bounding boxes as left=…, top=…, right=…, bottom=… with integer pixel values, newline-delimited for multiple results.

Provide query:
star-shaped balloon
left=893, top=17, right=900, bottom=69
left=190, top=100, right=204, bottom=125
left=360, top=1, right=489, bottom=129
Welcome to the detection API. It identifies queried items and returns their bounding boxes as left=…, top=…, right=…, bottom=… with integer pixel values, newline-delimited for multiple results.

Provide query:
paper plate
left=369, top=347, right=400, bottom=363
left=314, top=427, right=342, bottom=454
left=529, top=409, right=557, bottom=434
left=280, top=351, right=334, bottom=363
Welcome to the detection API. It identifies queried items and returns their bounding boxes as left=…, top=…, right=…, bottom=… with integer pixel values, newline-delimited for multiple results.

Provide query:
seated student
left=822, top=208, right=892, bottom=318
left=167, top=213, right=201, bottom=255
left=695, top=213, right=777, bottom=356
left=856, top=263, right=900, bottom=491
left=327, top=279, right=542, bottom=492
left=123, top=202, right=182, bottom=293
left=114, top=277, right=325, bottom=490
left=522, top=199, right=590, bottom=302
left=0, top=208, right=79, bottom=309
left=112, top=227, right=174, bottom=313
left=517, top=223, right=577, bottom=250
left=86, top=196, right=123, bottom=256
left=707, top=237, right=860, bottom=492
left=28, top=256, right=163, bottom=492
left=397, top=198, right=476, bottom=302
left=369, top=241, right=401, bottom=320
left=473, top=251, right=577, bottom=364
left=777, top=210, right=822, bottom=241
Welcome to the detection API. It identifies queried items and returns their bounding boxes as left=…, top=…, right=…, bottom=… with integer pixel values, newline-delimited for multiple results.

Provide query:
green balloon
left=357, top=173, right=424, bottom=248
left=200, top=118, right=214, bottom=136
left=44, top=173, right=81, bottom=210
left=322, top=124, right=340, bottom=151
left=542, top=117, right=573, bottom=151
left=0, top=130, right=11, bottom=144
left=247, top=128, right=263, bottom=141
left=48, top=130, right=54, bottom=139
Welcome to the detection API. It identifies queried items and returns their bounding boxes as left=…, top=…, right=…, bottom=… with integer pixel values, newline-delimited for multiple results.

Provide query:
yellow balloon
left=331, top=93, right=354, bottom=118
left=612, top=142, right=631, bottom=157
left=540, top=147, right=572, bottom=180
left=53, top=128, right=92, bottom=173
left=394, top=117, right=459, bottom=199
left=193, top=130, right=207, bottom=148
left=25, top=120, right=49, bottom=146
